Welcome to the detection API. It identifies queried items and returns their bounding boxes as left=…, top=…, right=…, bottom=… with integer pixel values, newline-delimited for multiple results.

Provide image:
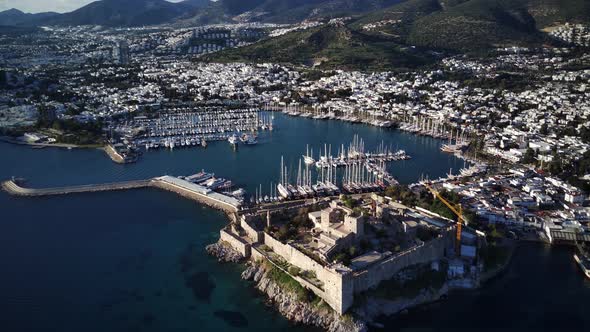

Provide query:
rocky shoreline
left=206, top=240, right=493, bottom=331
left=241, top=262, right=367, bottom=332
left=205, top=241, right=244, bottom=263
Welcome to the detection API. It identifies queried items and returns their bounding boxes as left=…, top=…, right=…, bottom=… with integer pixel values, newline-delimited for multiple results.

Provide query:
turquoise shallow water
left=2, top=113, right=586, bottom=332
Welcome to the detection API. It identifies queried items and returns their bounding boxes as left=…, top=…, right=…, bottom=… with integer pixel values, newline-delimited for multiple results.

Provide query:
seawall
left=2, top=176, right=240, bottom=214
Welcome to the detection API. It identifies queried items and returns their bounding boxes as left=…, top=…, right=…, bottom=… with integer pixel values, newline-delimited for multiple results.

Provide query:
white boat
left=231, top=188, right=246, bottom=198
left=277, top=183, right=291, bottom=199
left=228, top=134, right=239, bottom=146
left=188, top=170, right=214, bottom=184
left=205, top=177, right=226, bottom=190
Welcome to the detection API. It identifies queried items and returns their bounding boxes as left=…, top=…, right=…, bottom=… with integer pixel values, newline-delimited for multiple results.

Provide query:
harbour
left=109, top=107, right=271, bottom=156
left=1, top=112, right=588, bottom=332
left=2, top=174, right=243, bottom=213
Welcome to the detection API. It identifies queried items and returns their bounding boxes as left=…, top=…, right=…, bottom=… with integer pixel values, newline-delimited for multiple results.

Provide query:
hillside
left=407, top=0, right=543, bottom=50
left=0, top=8, right=58, bottom=26
left=354, top=0, right=590, bottom=51
left=204, top=0, right=590, bottom=70
left=223, top=0, right=406, bottom=23
left=33, top=0, right=196, bottom=27
left=526, top=0, right=590, bottom=27
left=206, top=22, right=435, bottom=71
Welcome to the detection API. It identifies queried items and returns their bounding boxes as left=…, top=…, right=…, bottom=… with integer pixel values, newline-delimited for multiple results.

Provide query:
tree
left=349, top=246, right=357, bottom=257
left=522, top=148, right=536, bottom=164
left=549, top=153, right=563, bottom=175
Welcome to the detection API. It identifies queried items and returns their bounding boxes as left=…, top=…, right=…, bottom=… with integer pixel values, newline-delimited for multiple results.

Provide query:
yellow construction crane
left=423, top=183, right=467, bottom=256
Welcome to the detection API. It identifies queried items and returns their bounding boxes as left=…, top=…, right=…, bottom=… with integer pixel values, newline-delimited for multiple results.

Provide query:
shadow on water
left=185, top=271, right=216, bottom=303
left=214, top=310, right=249, bottom=328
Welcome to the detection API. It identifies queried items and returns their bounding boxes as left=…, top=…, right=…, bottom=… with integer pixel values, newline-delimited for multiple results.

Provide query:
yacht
left=205, top=177, right=226, bottom=190
left=188, top=170, right=214, bottom=184
left=277, top=183, right=291, bottom=199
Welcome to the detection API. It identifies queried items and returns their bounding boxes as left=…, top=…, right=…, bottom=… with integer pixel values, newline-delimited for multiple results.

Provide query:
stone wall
left=251, top=247, right=266, bottom=262
left=250, top=230, right=452, bottom=315
left=220, top=229, right=251, bottom=258
left=352, top=236, right=447, bottom=293
left=241, top=215, right=264, bottom=243
left=263, top=232, right=325, bottom=275
left=262, top=232, right=352, bottom=314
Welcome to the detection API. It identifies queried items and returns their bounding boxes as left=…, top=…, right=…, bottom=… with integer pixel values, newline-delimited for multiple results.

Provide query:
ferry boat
left=187, top=170, right=214, bottom=184
left=574, top=252, right=590, bottom=279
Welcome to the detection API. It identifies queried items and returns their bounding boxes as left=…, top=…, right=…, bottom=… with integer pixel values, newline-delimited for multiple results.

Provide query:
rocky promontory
left=205, top=241, right=244, bottom=263
left=241, top=262, right=367, bottom=332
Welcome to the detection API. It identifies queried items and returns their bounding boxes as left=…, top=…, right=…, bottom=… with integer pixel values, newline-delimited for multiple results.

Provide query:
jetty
left=2, top=176, right=241, bottom=213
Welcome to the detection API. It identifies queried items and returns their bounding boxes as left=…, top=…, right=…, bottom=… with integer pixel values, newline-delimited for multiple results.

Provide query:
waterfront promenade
left=2, top=176, right=240, bottom=213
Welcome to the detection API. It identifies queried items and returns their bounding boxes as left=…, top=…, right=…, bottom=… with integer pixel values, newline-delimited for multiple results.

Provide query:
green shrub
left=288, top=266, right=301, bottom=276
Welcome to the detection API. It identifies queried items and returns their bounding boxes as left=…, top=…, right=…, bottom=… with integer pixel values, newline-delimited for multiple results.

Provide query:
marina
left=110, top=107, right=271, bottom=153
left=266, top=135, right=407, bottom=202
left=271, top=103, right=393, bottom=128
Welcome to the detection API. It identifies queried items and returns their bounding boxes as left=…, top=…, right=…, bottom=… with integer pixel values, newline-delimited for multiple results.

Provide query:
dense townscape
left=2, top=0, right=590, bottom=331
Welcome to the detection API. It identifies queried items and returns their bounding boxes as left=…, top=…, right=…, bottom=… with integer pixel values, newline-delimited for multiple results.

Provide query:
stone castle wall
left=221, top=218, right=453, bottom=315
left=220, top=229, right=251, bottom=258
left=263, top=232, right=351, bottom=314
left=352, top=236, right=447, bottom=293
left=240, top=215, right=264, bottom=243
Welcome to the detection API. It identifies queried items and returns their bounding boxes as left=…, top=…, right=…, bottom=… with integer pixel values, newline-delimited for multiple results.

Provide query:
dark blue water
left=2, top=113, right=584, bottom=332
left=378, top=243, right=590, bottom=332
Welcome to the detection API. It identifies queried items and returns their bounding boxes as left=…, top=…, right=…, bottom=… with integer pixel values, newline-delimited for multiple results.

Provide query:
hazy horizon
left=0, top=0, right=188, bottom=14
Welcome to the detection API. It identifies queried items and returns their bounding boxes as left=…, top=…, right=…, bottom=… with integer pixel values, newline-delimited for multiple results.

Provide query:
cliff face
left=241, top=263, right=367, bottom=332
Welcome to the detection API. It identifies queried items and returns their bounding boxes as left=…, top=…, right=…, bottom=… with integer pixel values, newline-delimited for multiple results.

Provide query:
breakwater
left=2, top=176, right=240, bottom=213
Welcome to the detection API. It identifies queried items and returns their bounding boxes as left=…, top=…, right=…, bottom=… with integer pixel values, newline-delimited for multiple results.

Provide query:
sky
left=0, top=0, right=186, bottom=14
